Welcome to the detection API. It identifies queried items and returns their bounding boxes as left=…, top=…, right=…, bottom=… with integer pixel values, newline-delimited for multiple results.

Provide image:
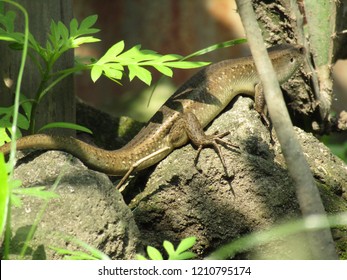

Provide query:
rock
left=127, top=97, right=347, bottom=259
left=7, top=151, right=140, bottom=260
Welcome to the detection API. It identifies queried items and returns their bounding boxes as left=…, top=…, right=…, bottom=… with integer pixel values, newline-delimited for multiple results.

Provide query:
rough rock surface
left=127, top=97, right=347, bottom=259
left=7, top=151, right=140, bottom=260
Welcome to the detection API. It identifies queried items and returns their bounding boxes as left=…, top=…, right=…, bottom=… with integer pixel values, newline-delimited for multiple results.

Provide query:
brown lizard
left=0, top=44, right=305, bottom=188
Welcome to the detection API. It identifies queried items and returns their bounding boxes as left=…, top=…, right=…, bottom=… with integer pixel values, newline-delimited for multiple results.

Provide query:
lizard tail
left=0, top=134, right=128, bottom=175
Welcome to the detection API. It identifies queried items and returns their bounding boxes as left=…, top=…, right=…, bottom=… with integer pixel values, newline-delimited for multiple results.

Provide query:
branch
left=235, top=0, right=337, bottom=259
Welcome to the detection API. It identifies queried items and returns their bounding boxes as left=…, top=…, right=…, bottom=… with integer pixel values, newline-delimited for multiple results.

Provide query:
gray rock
left=128, top=97, right=347, bottom=259
left=8, top=151, right=140, bottom=260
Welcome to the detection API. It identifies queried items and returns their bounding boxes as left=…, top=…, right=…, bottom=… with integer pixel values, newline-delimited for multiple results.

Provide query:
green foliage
left=0, top=153, right=10, bottom=237
left=50, top=237, right=110, bottom=260
left=8, top=164, right=66, bottom=259
left=91, top=40, right=209, bottom=85
left=327, top=142, right=347, bottom=163
left=0, top=2, right=244, bottom=143
left=0, top=10, right=19, bottom=41
left=0, top=7, right=210, bottom=140
left=0, top=94, right=31, bottom=145
left=37, top=122, right=93, bottom=134
left=0, top=10, right=100, bottom=138
left=0, top=13, right=100, bottom=68
left=182, top=38, right=247, bottom=60
left=11, top=186, right=59, bottom=207
left=321, top=135, right=347, bottom=163
left=0, top=1, right=61, bottom=260
left=137, top=236, right=196, bottom=260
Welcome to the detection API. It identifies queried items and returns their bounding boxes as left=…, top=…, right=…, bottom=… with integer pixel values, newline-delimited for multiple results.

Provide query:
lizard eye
left=290, top=57, right=295, bottom=63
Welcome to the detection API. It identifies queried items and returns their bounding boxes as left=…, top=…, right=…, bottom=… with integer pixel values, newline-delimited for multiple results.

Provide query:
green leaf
left=45, top=40, right=53, bottom=54
left=156, top=54, right=182, bottom=62
left=182, top=38, right=247, bottom=60
left=136, top=254, right=148, bottom=260
left=57, top=21, right=69, bottom=42
left=91, top=64, right=103, bottom=82
left=10, top=179, right=22, bottom=189
left=69, top=18, right=78, bottom=36
left=19, top=94, right=33, bottom=120
left=9, top=179, right=23, bottom=208
left=0, top=34, right=17, bottom=42
left=118, top=45, right=159, bottom=60
left=67, top=237, right=110, bottom=260
left=12, top=186, right=59, bottom=200
left=97, top=40, right=125, bottom=64
left=49, top=247, right=98, bottom=260
left=71, top=36, right=100, bottom=48
left=0, top=102, right=27, bottom=142
left=37, top=122, right=93, bottom=134
left=110, top=44, right=139, bottom=59
left=103, top=66, right=123, bottom=80
left=171, top=251, right=196, bottom=260
left=147, top=246, right=163, bottom=260
left=0, top=10, right=16, bottom=32
left=10, top=193, right=22, bottom=208
left=17, top=112, right=29, bottom=130
left=1, top=126, right=22, bottom=141
left=128, top=64, right=152, bottom=85
left=79, top=15, right=98, bottom=33
left=93, top=41, right=213, bottom=86
left=28, top=33, right=41, bottom=53
left=176, top=236, right=196, bottom=254
left=163, top=240, right=175, bottom=255
left=49, top=20, right=59, bottom=46
left=152, top=65, right=173, bottom=77
left=0, top=113, right=13, bottom=145
left=0, top=153, right=10, bottom=237
left=0, top=128, right=11, bottom=145
left=164, top=61, right=210, bottom=69
left=9, top=178, right=24, bottom=208
left=51, top=236, right=110, bottom=260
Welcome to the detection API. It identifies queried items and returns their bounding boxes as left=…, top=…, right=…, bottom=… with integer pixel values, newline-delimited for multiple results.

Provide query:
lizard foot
left=194, top=130, right=239, bottom=179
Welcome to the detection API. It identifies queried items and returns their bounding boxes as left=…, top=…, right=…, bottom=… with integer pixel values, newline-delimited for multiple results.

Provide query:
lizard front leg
left=254, top=83, right=272, bottom=128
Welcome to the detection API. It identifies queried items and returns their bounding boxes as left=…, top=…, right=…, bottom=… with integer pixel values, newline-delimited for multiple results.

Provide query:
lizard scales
left=0, top=44, right=305, bottom=178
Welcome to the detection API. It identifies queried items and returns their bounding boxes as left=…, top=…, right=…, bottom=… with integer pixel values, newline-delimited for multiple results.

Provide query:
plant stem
left=28, top=76, right=48, bottom=134
left=3, top=200, right=11, bottom=259
left=235, top=0, right=337, bottom=259
left=3, top=0, right=29, bottom=177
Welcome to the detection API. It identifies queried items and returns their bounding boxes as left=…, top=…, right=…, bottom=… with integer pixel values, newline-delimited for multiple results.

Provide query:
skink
left=0, top=44, right=305, bottom=188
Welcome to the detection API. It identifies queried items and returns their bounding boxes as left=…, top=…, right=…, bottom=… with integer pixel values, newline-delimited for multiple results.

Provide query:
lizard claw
left=193, top=130, right=239, bottom=180
left=193, top=133, right=237, bottom=196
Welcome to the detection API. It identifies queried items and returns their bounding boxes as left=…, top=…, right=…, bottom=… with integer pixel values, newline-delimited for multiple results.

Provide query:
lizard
left=0, top=44, right=305, bottom=189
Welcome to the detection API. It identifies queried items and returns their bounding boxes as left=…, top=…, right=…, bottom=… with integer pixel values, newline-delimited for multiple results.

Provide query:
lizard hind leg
left=182, top=112, right=239, bottom=188
left=116, top=146, right=171, bottom=192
